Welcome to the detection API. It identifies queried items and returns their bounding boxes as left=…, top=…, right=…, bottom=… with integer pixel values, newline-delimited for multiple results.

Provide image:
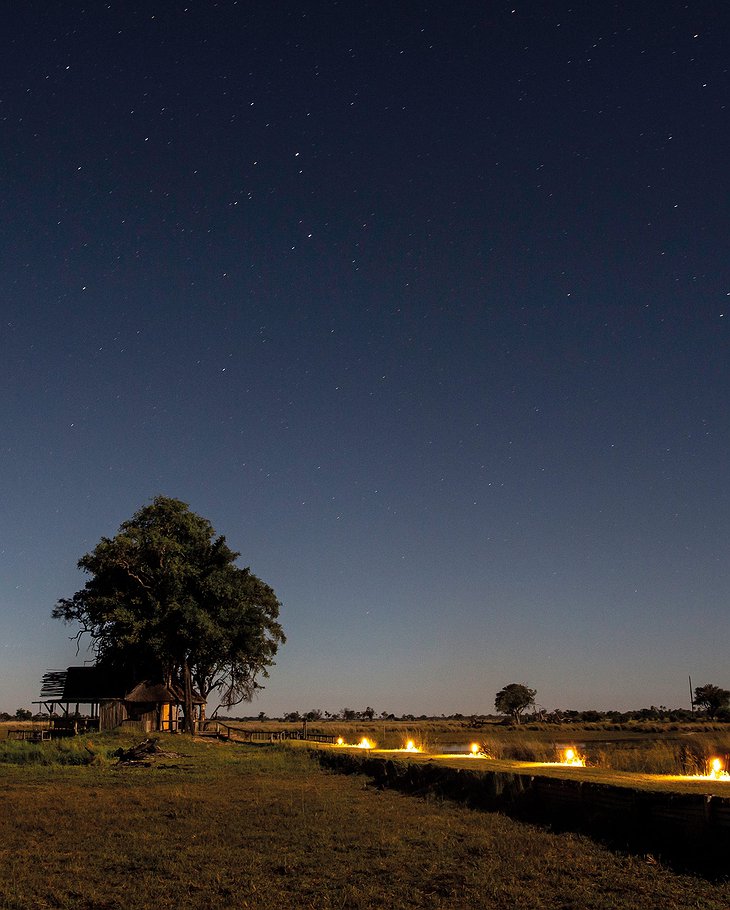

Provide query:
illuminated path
left=309, top=741, right=730, bottom=797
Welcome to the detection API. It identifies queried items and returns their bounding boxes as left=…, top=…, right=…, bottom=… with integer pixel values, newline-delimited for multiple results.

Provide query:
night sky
left=2, top=2, right=728, bottom=716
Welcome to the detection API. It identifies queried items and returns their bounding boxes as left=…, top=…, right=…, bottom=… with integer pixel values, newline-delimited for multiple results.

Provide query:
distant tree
left=341, top=708, right=357, bottom=721
left=580, top=710, right=605, bottom=723
left=283, top=711, right=301, bottom=723
left=494, top=683, right=536, bottom=724
left=257, top=711, right=268, bottom=722
left=53, top=496, right=285, bottom=732
left=14, top=708, right=32, bottom=720
left=362, top=706, right=375, bottom=720
left=305, top=709, right=323, bottom=722
left=636, top=706, right=662, bottom=721
left=694, top=684, right=730, bottom=718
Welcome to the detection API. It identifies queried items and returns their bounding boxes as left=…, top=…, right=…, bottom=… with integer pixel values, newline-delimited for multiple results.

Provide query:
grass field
left=1, top=735, right=729, bottom=909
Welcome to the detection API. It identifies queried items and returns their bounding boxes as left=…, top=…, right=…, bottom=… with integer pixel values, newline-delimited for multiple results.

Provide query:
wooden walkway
left=200, top=721, right=338, bottom=745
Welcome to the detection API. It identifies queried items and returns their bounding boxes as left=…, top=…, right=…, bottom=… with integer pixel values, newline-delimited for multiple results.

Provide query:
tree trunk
left=183, top=660, right=195, bottom=734
left=192, top=672, right=207, bottom=724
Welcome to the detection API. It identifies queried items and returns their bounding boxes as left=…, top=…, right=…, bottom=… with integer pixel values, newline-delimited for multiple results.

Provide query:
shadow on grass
left=315, top=749, right=730, bottom=881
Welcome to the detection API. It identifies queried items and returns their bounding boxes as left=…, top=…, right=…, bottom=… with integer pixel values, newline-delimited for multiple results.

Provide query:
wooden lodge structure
left=37, top=667, right=205, bottom=734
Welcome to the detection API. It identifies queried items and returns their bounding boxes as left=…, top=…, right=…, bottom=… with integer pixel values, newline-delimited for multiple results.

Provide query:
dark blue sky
left=2, top=1, right=728, bottom=715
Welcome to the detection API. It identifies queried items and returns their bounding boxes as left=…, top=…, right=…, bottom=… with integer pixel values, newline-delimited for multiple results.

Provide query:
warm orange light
left=677, top=756, right=729, bottom=780
left=336, top=736, right=345, bottom=746
left=470, top=743, right=480, bottom=755
left=560, top=747, right=585, bottom=767
left=357, top=737, right=374, bottom=749
left=403, top=740, right=420, bottom=752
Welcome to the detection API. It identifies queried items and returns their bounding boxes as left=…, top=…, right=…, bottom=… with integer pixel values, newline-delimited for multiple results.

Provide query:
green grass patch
left=0, top=737, right=107, bottom=766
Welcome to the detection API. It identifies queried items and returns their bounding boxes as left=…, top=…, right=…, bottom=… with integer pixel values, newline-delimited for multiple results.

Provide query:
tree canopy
left=494, top=683, right=536, bottom=724
left=53, top=496, right=285, bottom=730
left=693, top=683, right=730, bottom=718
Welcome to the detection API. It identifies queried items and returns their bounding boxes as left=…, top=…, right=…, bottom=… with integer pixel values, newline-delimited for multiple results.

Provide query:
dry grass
left=588, top=733, right=730, bottom=775
left=225, top=720, right=730, bottom=777
left=0, top=738, right=729, bottom=909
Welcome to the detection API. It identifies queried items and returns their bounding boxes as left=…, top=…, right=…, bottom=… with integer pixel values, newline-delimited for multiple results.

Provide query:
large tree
left=53, top=496, right=285, bottom=731
left=494, top=683, right=536, bottom=724
left=693, top=683, right=730, bottom=718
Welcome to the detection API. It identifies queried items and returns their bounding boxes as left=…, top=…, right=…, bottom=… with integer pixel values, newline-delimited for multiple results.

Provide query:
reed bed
left=587, top=734, right=730, bottom=776
left=472, top=732, right=730, bottom=775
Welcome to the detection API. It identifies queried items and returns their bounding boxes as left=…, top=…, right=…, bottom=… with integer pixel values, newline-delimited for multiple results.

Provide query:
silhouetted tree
left=53, top=496, right=285, bottom=731
left=494, top=683, right=536, bottom=724
left=694, top=683, right=730, bottom=718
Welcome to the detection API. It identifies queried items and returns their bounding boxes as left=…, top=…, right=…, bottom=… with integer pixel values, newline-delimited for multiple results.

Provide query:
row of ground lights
left=335, top=739, right=729, bottom=779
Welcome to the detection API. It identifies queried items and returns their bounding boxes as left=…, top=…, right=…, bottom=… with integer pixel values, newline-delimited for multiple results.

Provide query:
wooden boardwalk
left=200, top=721, right=338, bottom=745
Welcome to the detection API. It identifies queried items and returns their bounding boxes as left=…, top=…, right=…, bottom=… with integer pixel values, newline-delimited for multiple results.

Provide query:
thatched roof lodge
left=38, top=667, right=205, bottom=734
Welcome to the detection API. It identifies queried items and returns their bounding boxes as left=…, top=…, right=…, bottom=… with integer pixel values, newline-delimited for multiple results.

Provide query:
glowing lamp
left=357, top=737, right=373, bottom=749
left=561, top=747, right=585, bottom=767
left=336, top=736, right=345, bottom=746
left=404, top=740, right=420, bottom=752
left=470, top=743, right=480, bottom=755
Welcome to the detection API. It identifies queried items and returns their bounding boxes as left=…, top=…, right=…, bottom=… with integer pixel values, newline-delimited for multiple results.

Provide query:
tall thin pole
left=689, top=675, right=694, bottom=712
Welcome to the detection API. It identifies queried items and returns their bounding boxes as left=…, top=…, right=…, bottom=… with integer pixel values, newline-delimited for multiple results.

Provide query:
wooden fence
left=7, top=728, right=52, bottom=742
